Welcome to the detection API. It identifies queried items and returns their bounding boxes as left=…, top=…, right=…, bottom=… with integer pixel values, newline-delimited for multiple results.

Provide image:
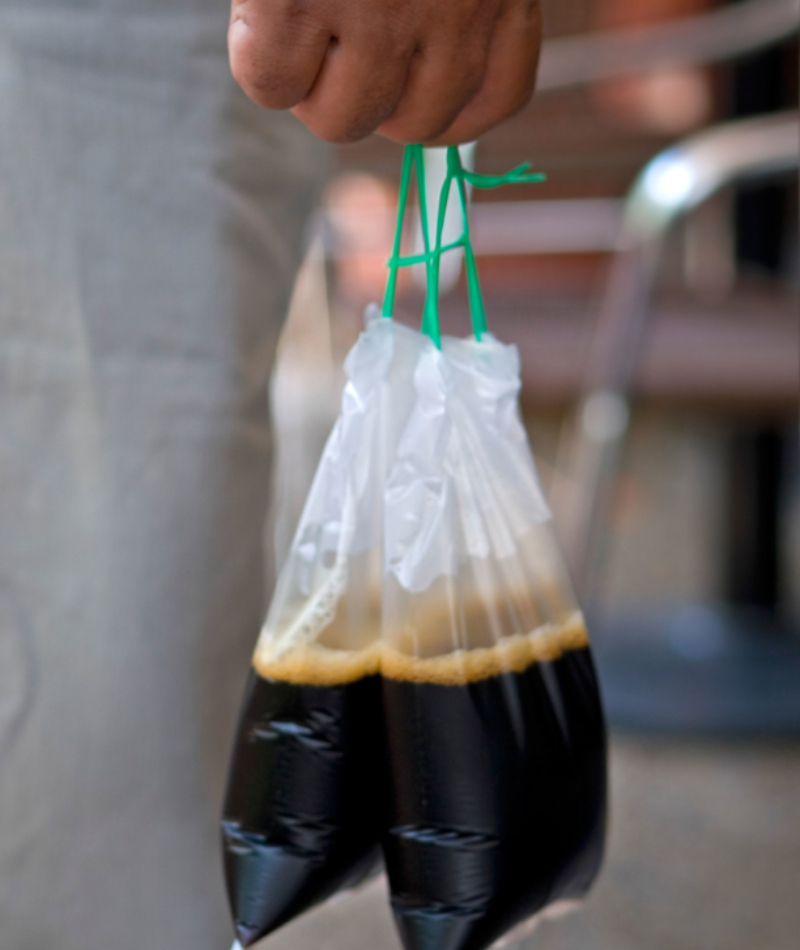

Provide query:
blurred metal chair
left=553, top=111, right=800, bottom=734
left=556, top=110, right=799, bottom=586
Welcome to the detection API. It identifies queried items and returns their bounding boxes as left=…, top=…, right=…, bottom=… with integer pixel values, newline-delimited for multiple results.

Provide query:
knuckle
left=420, top=67, right=484, bottom=140
left=299, top=111, right=373, bottom=145
left=228, top=22, right=308, bottom=109
left=380, top=101, right=458, bottom=144
left=231, top=58, right=303, bottom=109
left=352, top=85, right=402, bottom=135
left=301, top=71, right=403, bottom=144
left=418, top=116, right=456, bottom=143
left=320, top=124, right=366, bottom=145
left=403, top=113, right=455, bottom=144
left=233, top=66, right=297, bottom=110
left=422, top=91, right=469, bottom=141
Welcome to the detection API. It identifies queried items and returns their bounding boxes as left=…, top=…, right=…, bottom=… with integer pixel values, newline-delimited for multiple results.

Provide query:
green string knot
left=382, top=144, right=545, bottom=348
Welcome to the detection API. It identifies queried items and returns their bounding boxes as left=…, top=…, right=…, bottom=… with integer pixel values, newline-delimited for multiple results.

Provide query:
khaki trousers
left=0, top=4, right=327, bottom=947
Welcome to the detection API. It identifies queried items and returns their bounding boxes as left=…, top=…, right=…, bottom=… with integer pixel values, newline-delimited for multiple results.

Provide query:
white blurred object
left=624, top=110, right=800, bottom=240
left=326, top=197, right=624, bottom=259
left=412, top=142, right=477, bottom=295
left=268, top=231, right=342, bottom=576
left=469, top=198, right=623, bottom=254
left=581, top=391, right=630, bottom=444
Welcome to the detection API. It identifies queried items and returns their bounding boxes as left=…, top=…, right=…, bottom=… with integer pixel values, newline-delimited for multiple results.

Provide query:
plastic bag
left=221, top=145, right=606, bottom=950
left=221, top=312, right=426, bottom=946
left=380, top=332, right=606, bottom=950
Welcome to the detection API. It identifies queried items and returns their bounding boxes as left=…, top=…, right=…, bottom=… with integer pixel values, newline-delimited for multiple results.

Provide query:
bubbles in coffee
left=380, top=613, right=607, bottom=950
left=221, top=644, right=384, bottom=947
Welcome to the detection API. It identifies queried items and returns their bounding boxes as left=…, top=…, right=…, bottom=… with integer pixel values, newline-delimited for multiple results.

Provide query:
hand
left=228, top=0, right=541, bottom=144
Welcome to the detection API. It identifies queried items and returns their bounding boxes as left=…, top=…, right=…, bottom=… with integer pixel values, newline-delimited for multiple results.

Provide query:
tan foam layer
left=253, top=640, right=382, bottom=687
left=252, top=613, right=589, bottom=687
left=381, top=613, right=589, bottom=685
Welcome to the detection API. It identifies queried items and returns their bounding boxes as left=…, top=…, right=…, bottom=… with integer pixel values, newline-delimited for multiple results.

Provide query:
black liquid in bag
left=222, top=315, right=423, bottom=946
left=222, top=657, right=384, bottom=946
left=379, top=333, right=608, bottom=950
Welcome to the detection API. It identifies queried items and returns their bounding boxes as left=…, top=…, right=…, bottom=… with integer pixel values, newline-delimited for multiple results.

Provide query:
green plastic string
left=382, top=145, right=544, bottom=347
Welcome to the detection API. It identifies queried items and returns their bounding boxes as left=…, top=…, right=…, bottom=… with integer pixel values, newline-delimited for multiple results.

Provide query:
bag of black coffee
left=221, top=144, right=607, bottom=950
left=380, top=332, right=607, bottom=950
left=371, top=145, right=607, bottom=950
left=221, top=314, right=423, bottom=947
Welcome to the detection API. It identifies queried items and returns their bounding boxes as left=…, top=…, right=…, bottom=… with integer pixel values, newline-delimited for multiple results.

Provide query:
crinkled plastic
left=221, top=308, right=607, bottom=950
left=221, top=312, right=422, bottom=947
left=379, top=326, right=607, bottom=950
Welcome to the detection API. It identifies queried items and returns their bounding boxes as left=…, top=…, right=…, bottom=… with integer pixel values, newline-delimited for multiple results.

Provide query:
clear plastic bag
left=221, top=146, right=607, bottom=950
left=221, top=313, right=425, bottom=946
left=380, top=332, right=606, bottom=950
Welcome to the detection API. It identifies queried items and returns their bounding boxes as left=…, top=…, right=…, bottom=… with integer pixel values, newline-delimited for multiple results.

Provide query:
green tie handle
left=381, top=144, right=544, bottom=347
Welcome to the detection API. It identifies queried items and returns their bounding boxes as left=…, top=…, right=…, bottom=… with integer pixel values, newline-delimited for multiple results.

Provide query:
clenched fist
left=229, top=0, right=541, bottom=144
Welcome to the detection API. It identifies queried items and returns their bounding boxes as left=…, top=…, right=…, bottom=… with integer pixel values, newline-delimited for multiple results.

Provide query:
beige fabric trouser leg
left=0, top=4, right=328, bottom=948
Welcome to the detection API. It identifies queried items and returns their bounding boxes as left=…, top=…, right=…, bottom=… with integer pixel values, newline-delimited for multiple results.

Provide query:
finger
left=375, top=36, right=491, bottom=145
left=414, top=1, right=541, bottom=146
left=292, top=32, right=415, bottom=143
left=229, top=0, right=332, bottom=109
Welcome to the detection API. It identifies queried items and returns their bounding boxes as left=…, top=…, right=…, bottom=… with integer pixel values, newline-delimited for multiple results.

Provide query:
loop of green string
left=381, top=144, right=544, bottom=347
